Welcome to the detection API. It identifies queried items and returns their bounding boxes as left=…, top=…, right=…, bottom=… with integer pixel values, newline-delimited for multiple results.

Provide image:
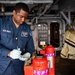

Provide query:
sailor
left=0, top=2, right=34, bottom=75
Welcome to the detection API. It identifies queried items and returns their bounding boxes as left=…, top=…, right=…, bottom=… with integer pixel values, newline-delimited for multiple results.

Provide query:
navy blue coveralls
left=0, top=16, right=34, bottom=75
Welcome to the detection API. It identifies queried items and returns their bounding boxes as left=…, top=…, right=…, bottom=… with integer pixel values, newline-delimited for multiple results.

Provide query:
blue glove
left=10, top=48, right=21, bottom=59
left=19, top=52, right=31, bottom=61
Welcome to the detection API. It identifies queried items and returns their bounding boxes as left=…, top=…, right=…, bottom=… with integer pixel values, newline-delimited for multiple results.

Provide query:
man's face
left=13, top=9, right=28, bottom=25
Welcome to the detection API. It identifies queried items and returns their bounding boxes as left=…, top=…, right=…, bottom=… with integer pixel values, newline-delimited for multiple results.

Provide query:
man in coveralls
left=0, top=2, right=34, bottom=75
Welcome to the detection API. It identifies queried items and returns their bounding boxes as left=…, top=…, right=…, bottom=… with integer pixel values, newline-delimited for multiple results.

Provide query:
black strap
left=61, top=53, right=67, bottom=57
left=65, top=40, right=75, bottom=48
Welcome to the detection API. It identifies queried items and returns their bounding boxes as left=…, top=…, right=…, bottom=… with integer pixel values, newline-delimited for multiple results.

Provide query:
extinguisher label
left=47, top=57, right=53, bottom=68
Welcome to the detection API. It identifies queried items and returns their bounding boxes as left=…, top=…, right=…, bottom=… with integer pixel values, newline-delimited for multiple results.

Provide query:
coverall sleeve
left=0, top=19, right=10, bottom=57
left=25, top=27, right=34, bottom=56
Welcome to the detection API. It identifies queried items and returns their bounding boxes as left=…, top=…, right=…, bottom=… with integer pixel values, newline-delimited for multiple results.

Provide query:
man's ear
left=12, top=10, right=16, bottom=15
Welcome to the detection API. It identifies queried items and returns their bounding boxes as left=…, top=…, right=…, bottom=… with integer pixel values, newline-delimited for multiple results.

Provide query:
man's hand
left=9, top=49, right=21, bottom=59
left=19, top=52, right=31, bottom=61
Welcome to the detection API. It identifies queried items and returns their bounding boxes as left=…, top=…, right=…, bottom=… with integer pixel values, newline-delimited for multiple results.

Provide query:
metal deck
left=55, top=51, right=75, bottom=75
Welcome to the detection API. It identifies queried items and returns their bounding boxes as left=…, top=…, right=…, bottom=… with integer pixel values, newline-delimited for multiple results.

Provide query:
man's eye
left=20, top=16, right=23, bottom=18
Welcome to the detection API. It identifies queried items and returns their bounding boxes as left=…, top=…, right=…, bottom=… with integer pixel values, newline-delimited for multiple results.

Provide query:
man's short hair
left=13, top=2, right=29, bottom=13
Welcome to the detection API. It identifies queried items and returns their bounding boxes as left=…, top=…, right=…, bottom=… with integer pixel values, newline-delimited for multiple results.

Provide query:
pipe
left=0, top=1, right=33, bottom=4
left=0, top=0, right=53, bottom=4
left=37, top=0, right=59, bottom=18
left=38, top=3, right=52, bottom=17
left=60, top=12, right=71, bottom=25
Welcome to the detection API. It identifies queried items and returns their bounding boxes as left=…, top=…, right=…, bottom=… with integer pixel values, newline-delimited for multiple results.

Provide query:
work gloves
left=10, top=48, right=31, bottom=61
left=10, top=48, right=21, bottom=59
left=19, top=52, right=31, bottom=61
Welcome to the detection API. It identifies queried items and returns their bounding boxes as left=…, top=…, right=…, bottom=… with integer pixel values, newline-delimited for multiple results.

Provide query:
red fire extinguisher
left=32, top=54, right=48, bottom=75
left=45, top=46, right=55, bottom=75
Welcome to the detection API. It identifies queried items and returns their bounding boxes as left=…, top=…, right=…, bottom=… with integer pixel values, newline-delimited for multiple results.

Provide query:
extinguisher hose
left=25, top=56, right=35, bottom=66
